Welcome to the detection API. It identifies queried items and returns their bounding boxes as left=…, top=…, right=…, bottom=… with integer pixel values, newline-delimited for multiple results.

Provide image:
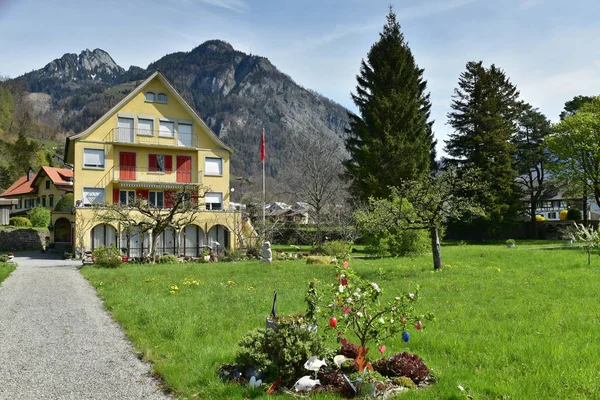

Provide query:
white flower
left=408, top=293, right=415, bottom=299
left=391, top=306, right=397, bottom=311
left=394, top=296, right=401, bottom=301
left=338, top=285, right=345, bottom=293
left=356, top=311, right=363, bottom=317
left=457, top=385, right=465, bottom=392
left=371, top=282, right=381, bottom=292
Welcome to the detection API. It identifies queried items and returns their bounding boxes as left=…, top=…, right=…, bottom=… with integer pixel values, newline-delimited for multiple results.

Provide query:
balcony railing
left=112, top=167, right=203, bottom=185
left=110, top=128, right=200, bottom=148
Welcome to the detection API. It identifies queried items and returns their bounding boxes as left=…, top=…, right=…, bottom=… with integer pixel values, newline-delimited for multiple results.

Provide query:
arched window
left=145, top=92, right=156, bottom=102
left=157, top=93, right=168, bottom=103
left=208, top=224, right=230, bottom=255
left=91, top=224, right=118, bottom=250
left=179, top=225, right=206, bottom=257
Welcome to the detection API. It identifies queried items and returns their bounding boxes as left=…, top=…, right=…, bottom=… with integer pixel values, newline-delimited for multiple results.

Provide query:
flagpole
left=262, top=128, right=266, bottom=236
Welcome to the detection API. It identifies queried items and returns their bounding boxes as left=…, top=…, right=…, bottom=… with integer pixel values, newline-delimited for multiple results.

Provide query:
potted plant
left=506, top=239, right=516, bottom=248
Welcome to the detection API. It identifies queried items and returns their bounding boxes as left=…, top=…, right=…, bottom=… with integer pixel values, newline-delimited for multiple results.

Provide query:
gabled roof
left=0, top=167, right=74, bottom=197
left=65, top=70, right=232, bottom=161
left=0, top=175, right=32, bottom=197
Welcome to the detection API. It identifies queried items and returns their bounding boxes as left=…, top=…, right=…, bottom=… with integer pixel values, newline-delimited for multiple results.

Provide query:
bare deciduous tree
left=94, top=186, right=205, bottom=260
left=283, top=132, right=347, bottom=247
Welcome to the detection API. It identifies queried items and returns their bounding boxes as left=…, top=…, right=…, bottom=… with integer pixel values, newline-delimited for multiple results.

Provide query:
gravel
left=0, top=252, right=169, bottom=399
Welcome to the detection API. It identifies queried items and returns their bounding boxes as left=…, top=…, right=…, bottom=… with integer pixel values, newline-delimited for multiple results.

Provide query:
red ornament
left=341, top=278, right=348, bottom=286
left=330, top=316, right=338, bottom=328
left=415, top=321, right=422, bottom=330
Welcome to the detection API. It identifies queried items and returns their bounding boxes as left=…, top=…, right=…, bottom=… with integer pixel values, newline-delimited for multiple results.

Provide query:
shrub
left=535, top=215, right=545, bottom=221
left=92, top=245, right=122, bottom=268
left=235, top=326, right=333, bottom=385
left=306, top=256, right=332, bottom=265
left=567, top=208, right=582, bottom=221
left=9, top=217, right=32, bottom=227
left=322, top=240, right=352, bottom=258
left=355, top=197, right=429, bottom=257
left=54, top=193, right=74, bottom=212
left=27, top=205, right=51, bottom=227
left=340, top=342, right=359, bottom=358
left=385, top=352, right=430, bottom=383
left=0, top=254, right=9, bottom=263
left=159, top=254, right=178, bottom=264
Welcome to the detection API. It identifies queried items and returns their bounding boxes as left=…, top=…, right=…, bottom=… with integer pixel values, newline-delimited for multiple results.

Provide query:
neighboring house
left=530, top=192, right=600, bottom=221
left=55, top=70, right=240, bottom=256
left=0, top=198, right=17, bottom=225
left=0, top=166, right=74, bottom=215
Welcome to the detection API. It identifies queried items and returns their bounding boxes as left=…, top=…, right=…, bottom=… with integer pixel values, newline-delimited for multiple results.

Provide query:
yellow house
left=0, top=166, right=74, bottom=215
left=57, top=71, right=241, bottom=257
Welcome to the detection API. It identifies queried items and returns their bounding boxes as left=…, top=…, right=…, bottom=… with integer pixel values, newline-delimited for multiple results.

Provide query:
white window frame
left=204, top=157, right=223, bottom=176
left=205, top=192, right=223, bottom=211
left=149, top=191, right=164, bottom=208
left=82, top=187, right=105, bottom=206
left=83, top=148, right=105, bottom=169
left=119, top=190, right=136, bottom=205
left=159, top=119, right=175, bottom=138
left=145, top=92, right=156, bottom=102
left=137, top=118, right=154, bottom=136
left=157, top=93, right=168, bottom=103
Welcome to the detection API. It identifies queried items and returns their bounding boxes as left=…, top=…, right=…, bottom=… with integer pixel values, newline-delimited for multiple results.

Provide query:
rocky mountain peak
left=194, top=40, right=235, bottom=54
left=33, top=48, right=124, bottom=83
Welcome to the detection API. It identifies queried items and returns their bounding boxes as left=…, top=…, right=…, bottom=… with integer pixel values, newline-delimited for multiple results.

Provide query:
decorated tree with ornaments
left=323, top=261, right=433, bottom=365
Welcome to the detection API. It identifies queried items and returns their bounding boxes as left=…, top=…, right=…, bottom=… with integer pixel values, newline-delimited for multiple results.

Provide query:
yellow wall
left=64, top=73, right=239, bottom=253
left=71, top=75, right=231, bottom=208
left=9, top=174, right=71, bottom=212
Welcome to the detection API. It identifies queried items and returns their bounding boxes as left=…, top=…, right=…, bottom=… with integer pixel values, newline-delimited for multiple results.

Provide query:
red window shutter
left=113, top=188, right=119, bottom=204
left=164, top=190, right=174, bottom=208
left=149, top=154, right=158, bottom=172
left=165, top=155, right=173, bottom=173
left=137, top=189, right=149, bottom=200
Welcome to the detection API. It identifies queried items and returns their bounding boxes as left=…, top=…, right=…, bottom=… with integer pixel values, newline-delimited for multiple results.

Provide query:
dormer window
left=145, top=92, right=156, bottom=102
left=157, top=93, right=168, bottom=103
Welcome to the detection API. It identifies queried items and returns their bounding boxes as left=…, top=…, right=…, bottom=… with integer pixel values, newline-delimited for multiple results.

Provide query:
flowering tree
left=324, top=261, right=433, bottom=356
left=568, top=223, right=600, bottom=265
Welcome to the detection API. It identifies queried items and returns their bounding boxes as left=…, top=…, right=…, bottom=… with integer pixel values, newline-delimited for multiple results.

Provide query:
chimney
left=27, top=168, right=34, bottom=181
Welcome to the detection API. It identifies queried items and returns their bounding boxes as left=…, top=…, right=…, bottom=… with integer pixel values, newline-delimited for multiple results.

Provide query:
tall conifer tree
left=344, top=7, right=436, bottom=200
left=445, top=61, right=523, bottom=234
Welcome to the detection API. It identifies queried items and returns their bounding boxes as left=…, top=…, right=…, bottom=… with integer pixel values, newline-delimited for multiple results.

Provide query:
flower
left=394, top=296, right=401, bottom=301
left=356, top=311, right=363, bottom=317
left=341, top=277, right=348, bottom=286
left=371, top=282, right=381, bottom=292
left=338, top=285, right=345, bottom=293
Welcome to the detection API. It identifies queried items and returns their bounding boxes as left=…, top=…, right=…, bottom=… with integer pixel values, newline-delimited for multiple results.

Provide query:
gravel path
left=0, top=252, right=169, bottom=400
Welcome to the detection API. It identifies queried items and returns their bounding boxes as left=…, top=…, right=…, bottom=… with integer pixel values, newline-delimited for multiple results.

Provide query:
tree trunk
left=431, top=226, right=442, bottom=270
left=530, top=200, right=538, bottom=239
left=150, top=233, right=160, bottom=262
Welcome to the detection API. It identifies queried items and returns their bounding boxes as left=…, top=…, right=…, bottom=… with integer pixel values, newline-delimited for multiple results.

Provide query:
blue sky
left=1, top=0, right=600, bottom=155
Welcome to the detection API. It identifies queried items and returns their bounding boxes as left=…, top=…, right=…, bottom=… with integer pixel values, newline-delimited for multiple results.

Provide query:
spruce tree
left=344, top=7, right=436, bottom=201
left=445, top=61, right=523, bottom=234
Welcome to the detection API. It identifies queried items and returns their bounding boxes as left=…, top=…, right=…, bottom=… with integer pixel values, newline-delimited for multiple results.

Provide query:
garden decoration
left=266, top=376, right=282, bottom=394
left=304, top=356, right=327, bottom=377
left=271, top=290, right=277, bottom=318
left=355, top=346, right=373, bottom=372
left=260, top=241, right=273, bottom=263
left=249, top=376, right=262, bottom=388
left=334, top=355, right=350, bottom=368
left=293, top=375, right=320, bottom=392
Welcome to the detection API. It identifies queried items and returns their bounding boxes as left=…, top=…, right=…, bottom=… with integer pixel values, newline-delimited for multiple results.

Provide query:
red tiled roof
left=0, top=167, right=74, bottom=197
left=0, top=175, right=34, bottom=197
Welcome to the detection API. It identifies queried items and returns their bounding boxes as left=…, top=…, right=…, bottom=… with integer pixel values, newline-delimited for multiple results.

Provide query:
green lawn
left=0, top=262, right=15, bottom=284
left=81, top=245, right=600, bottom=399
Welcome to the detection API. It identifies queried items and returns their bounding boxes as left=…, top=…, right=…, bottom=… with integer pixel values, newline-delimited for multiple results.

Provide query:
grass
left=81, top=244, right=600, bottom=399
left=0, top=262, right=15, bottom=284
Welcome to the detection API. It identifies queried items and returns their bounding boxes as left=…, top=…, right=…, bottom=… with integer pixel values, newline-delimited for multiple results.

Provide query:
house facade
left=55, top=71, right=240, bottom=256
left=0, top=166, right=74, bottom=215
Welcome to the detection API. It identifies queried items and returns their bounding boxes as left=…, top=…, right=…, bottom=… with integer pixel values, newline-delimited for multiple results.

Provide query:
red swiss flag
left=260, top=129, right=266, bottom=162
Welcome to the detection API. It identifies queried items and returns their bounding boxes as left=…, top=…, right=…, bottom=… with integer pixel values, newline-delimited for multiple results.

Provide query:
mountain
left=13, top=40, right=350, bottom=181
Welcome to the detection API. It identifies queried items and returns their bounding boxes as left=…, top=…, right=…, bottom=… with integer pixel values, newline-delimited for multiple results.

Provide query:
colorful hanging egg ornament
left=402, top=331, right=410, bottom=342
left=329, top=316, right=338, bottom=328
left=415, top=320, right=423, bottom=330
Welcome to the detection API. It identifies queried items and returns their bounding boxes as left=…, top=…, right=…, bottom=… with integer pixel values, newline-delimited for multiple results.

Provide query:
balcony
left=108, top=128, right=200, bottom=148
left=111, top=167, right=203, bottom=188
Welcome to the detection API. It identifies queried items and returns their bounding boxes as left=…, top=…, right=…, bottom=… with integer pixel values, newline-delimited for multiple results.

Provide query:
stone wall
left=0, top=228, right=48, bottom=251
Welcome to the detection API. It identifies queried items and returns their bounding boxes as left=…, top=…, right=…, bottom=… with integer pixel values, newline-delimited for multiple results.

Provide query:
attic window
left=157, top=93, right=168, bottom=103
left=145, top=92, right=156, bottom=102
